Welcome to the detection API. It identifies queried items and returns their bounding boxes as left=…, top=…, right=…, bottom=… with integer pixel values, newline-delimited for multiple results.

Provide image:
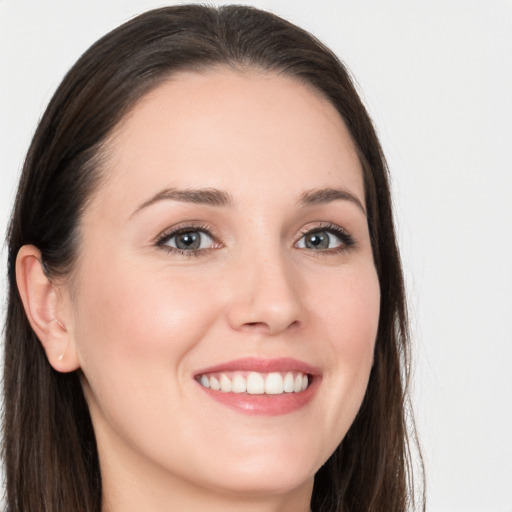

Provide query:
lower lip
left=197, top=376, right=321, bottom=416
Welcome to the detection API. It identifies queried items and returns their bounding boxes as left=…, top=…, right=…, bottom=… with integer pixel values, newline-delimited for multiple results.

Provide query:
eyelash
left=155, top=222, right=356, bottom=257
left=295, top=222, right=356, bottom=254
left=155, top=223, right=218, bottom=258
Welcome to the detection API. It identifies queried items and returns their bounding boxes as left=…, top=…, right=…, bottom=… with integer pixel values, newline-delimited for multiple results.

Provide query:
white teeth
left=301, top=374, right=308, bottom=391
left=293, top=374, right=303, bottom=392
left=265, top=372, right=284, bottom=394
left=231, top=374, right=247, bottom=393
left=210, top=376, right=220, bottom=391
left=247, top=372, right=265, bottom=394
left=199, top=371, right=311, bottom=395
left=220, top=374, right=232, bottom=392
left=283, top=372, right=295, bottom=392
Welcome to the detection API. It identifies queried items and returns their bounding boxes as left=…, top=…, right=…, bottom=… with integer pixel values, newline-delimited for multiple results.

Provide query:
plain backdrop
left=1, top=1, right=511, bottom=510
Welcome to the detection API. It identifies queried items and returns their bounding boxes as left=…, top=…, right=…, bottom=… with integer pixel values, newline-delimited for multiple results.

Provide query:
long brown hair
left=4, top=5, right=423, bottom=511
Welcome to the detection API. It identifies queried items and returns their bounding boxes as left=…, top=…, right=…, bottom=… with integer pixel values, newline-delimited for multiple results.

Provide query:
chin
left=204, top=465, right=315, bottom=498
left=188, top=440, right=322, bottom=498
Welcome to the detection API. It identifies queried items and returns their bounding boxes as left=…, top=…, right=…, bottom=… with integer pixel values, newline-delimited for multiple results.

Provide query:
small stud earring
left=58, top=354, right=64, bottom=361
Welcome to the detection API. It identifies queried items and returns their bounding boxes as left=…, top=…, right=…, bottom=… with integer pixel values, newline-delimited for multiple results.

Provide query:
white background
left=1, top=1, right=511, bottom=511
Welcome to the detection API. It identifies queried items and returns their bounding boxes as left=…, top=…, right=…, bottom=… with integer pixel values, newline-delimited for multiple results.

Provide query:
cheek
left=71, top=259, right=224, bottom=385
left=318, top=262, right=380, bottom=355
left=70, top=259, right=229, bottom=462
left=316, top=263, right=380, bottom=420
left=340, top=269, right=379, bottom=375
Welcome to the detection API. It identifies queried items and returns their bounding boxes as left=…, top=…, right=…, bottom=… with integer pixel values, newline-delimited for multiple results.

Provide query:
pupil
left=306, top=231, right=329, bottom=249
left=176, top=232, right=200, bottom=250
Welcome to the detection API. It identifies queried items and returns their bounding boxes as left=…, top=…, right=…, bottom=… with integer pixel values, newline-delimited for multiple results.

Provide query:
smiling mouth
left=196, top=371, right=310, bottom=395
left=194, top=357, right=320, bottom=415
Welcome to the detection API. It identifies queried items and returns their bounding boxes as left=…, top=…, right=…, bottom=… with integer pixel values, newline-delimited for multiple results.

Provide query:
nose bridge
left=226, top=240, right=305, bottom=334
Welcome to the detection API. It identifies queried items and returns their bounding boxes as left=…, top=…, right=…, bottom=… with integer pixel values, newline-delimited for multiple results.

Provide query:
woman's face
left=64, top=69, right=380, bottom=505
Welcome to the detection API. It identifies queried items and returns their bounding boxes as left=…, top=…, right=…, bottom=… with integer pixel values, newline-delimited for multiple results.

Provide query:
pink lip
left=195, top=357, right=320, bottom=376
left=194, top=357, right=322, bottom=416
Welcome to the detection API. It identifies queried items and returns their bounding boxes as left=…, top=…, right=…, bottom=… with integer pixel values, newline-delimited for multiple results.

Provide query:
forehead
left=91, top=68, right=364, bottom=216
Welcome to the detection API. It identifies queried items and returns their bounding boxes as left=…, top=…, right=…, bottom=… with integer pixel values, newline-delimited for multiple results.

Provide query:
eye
left=297, top=231, right=339, bottom=250
left=295, top=224, right=355, bottom=252
left=157, top=226, right=218, bottom=254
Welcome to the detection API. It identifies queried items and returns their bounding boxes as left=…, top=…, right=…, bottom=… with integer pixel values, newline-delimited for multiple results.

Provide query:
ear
left=15, top=245, right=80, bottom=373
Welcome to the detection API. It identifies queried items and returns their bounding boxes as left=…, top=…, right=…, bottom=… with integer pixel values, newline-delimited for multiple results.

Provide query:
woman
left=4, top=5, right=423, bottom=512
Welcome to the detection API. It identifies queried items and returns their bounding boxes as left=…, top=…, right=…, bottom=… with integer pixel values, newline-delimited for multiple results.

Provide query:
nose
left=226, top=252, right=306, bottom=335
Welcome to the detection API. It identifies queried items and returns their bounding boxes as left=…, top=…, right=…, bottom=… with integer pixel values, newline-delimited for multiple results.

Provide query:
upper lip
left=194, top=357, right=320, bottom=376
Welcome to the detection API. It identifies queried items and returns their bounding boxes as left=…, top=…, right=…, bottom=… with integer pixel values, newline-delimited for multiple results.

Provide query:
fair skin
left=17, top=69, right=380, bottom=512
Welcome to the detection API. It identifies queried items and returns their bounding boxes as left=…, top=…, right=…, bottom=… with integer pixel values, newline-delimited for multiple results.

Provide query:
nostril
left=240, top=321, right=271, bottom=332
left=239, top=319, right=302, bottom=334
left=226, top=286, right=305, bottom=334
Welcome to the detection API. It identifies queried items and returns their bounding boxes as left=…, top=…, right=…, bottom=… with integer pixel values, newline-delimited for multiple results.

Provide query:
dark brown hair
left=4, top=5, right=423, bottom=511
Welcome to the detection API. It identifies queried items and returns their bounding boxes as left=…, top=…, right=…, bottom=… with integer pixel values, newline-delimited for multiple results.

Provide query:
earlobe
left=15, top=245, right=80, bottom=373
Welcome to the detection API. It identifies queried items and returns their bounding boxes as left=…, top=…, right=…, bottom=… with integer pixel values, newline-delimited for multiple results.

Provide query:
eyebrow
left=131, top=187, right=233, bottom=217
left=131, top=185, right=366, bottom=218
left=298, top=188, right=366, bottom=215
